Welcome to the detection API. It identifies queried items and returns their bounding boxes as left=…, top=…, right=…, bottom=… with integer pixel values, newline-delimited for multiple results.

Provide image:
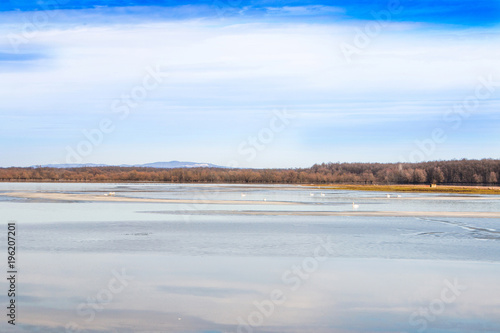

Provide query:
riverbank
left=309, top=184, right=500, bottom=195
left=1, top=191, right=296, bottom=205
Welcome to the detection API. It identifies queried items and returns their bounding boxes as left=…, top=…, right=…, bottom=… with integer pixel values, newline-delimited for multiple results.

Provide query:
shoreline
left=307, top=184, right=500, bottom=195
left=1, top=181, right=500, bottom=195
left=1, top=192, right=297, bottom=205
left=143, top=210, right=500, bottom=218
left=3, top=191, right=499, bottom=217
left=3, top=190, right=500, bottom=205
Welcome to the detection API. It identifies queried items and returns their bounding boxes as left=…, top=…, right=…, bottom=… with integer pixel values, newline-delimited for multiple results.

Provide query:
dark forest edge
left=1, top=159, right=499, bottom=188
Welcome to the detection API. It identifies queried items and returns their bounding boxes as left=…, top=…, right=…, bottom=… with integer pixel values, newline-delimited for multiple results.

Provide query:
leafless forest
left=1, top=159, right=499, bottom=184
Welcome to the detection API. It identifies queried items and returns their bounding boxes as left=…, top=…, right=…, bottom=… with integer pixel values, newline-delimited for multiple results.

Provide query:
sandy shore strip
left=367, top=196, right=500, bottom=200
left=305, top=184, right=500, bottom=195
left=3, top=191, right=499, bottom=203
left=143, top=210, right=500, bottom=218
left=1, top=192, right=298, bottom=205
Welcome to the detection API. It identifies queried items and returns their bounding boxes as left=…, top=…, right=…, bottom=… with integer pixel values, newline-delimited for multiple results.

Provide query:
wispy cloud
left=0, top=52, right=47, bottom=61
left=264, top=5, right=345, bottom=17
left=0, top=2, right=498, bottom=167
left=1, top=0, right=499, bottom=26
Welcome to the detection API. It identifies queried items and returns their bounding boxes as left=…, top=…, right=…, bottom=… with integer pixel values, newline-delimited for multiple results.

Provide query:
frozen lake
left=1, top=183, right=499, bottom=332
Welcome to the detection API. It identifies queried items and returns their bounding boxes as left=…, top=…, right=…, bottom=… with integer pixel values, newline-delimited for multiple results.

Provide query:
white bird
left=320, top=193, right=325, bottom=197
left=386, top=194, right=391, bottom=198
left=109, top=192, right=115, bottom=196
left=397, top=195, right=401, bottom=198
left=310, top=193, right=314, bottom=197
left=241, top=193, right=246, bottom=197
left=263, top=198, right=267, bottom=202
left=352, top=202, right=359, bottom=209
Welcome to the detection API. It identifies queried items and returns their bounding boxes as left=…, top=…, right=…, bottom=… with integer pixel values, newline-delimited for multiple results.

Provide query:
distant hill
left=5, top=159, right=499, bottom=185
left=32, top=161, right=224, bottom=169
left=133, top=161, right=222, bottom=169
left=37, top=163, right=109, bottom=168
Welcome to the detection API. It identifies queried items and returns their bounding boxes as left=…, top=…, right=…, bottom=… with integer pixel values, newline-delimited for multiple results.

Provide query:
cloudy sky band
left=0, top=1, right=498, bottom=167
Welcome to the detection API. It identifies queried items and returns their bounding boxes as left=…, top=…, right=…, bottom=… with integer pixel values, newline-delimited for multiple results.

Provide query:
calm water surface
left=0, top=183, right=499, bottom=333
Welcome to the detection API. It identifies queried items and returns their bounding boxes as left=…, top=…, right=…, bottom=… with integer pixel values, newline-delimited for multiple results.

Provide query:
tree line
left=0, top=159, right=498, bottom=184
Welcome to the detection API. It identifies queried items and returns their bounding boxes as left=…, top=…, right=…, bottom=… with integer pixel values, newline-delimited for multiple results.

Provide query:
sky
left=0, top=0, right=499, bottom=168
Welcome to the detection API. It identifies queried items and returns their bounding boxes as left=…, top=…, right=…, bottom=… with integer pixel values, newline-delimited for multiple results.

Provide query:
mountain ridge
left=31, top=161, right=225, bottom=169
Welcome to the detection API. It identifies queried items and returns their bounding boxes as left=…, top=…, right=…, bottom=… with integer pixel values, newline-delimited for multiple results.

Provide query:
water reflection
left=0, top=183, right=499, bottom=332
left=3, top=254, right=500, bottom=332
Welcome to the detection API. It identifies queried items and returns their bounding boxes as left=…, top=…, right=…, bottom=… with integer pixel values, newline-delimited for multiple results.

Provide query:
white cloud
left=264, top=5, right=345, bottom=16
left=0, top=16, right=499, bottom=166
left=1, top=20, right=499, bottom=107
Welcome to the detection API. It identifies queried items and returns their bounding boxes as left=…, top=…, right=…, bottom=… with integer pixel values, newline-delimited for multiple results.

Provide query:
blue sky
left=0, top=1, right=499, bottom=167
